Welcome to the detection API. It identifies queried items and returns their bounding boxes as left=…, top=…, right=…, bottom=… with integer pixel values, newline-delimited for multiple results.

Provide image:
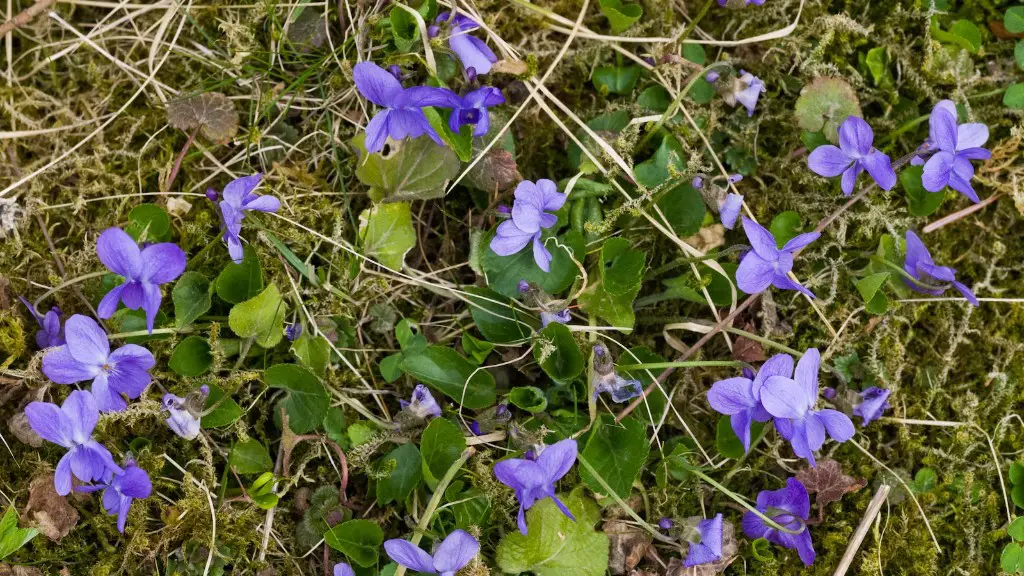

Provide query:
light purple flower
left=400, top=384, right=442, bottom=419
left=384, top=529, right=479, bottom=576
left=540, top=309, right=571, bottom=327
left=719, top=193, right=743, bottom=229
left=903, top=230, right=978, bottom=305
left=807, top=116, right=896, bottom=196
left=853, top=386, right=891, bottom=426
left=285, top=322, right=302, bottom=341
left=162, top=385, right=208, bottom=440
left=76, top=457, right=151, bottom=533
left=441, top=13, right=497, bottom=75
left=591, top=344, right=643, bottom=403
left=692, top=175, right=704, bottom=189
left=42, top=314, right=155, bottom=412
left=921, top=100, right=991, bottom=202
left=724, top=70, right=765, bottom=116
left=658, top=517, right=674, bottom=530
left=704, top=71, right=720, bottom=83
left=96, top=227, right=186, bottom=334
left=18, top=296, right=64, bottom=348
left=684, top=513, right=724, bottom=567
left=718, top=0, right=766, bottom=5
left=489, top=179, right=566, bottom=272
left=24, top=390, right=122, bottom=496
left=493, top=438, right=578, bottom=534
left=759, top=349, right=855, bottom=466
left=354, top=61, right=462, bottom=154
left=741, top=478, right=815, bottom=566
left=449, top=87, right=505, bottom=137
left=707, top=354, right=792, bottom=452
left=217, top=174, right=281, bottom=264
left=333, top=563, right=355, bottom=576
left=736, top=217, right=819, bottom=298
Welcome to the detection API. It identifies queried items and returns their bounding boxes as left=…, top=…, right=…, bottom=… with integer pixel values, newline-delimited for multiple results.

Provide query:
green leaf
left=359, top=201, right=416, bottom=270
left=1013, top=483, right=1024, bottom=509
left=228, top=284, right=286, bottom=348
left=265, top=364, right=329, bottom=434
left=380, top=353, right=404, bottom=383
left=202, top=384, right=243, bottom=428
left=216, top=247, right=263, bottom=304
left=169, top=336, right=213, bottom=377
left=769, top=211, right=803, bottom=247
left=389, top=4, right=420, bottom=52
left=856, top=273, right=890, bottom=307
left=638, top=86, right=671, bottom=112
left=496, top=489, right=608, bottom=576
left=0, top=507, right=37, bottom=561
left=578, top=239, right=645, bottom=328
left=635, top=135, right=685, bottom=189
left=619, top=346, right=667, bottom=425
left=229, top=439, right=273, bottom=474
left=1004, top=83, right=1024, bottom=110
left=1002, top=542, right=1024, bottom=573
left=399, top=346, right=496, bottom=409
left=323, top=407, right=347, bottom=445
left=509, top=386, right=548, bottom=413
left=173, top=272, right=212, bottom=328
left=351, top=132, right=461, bottom=202
left=901, top=165, right=945, bottom=216
left=1008, top=7, right=1024, bottom=34
left=598, top=0, right=642, bottom=33
left=716, top=415, right=766, bottom=459
left=1010, top=518, right=1024, bottom=542
left=592, top=65, right=641, bottom=95
left=461, top=332, right=495, bottom=365
left=800, top=130, right=830, bottom=151
left=420, top=418, right=466, bottom=480
left=376, top=443, right=423, bottom=505
left=580, top=414, right=650, bottom=498
left=911, top=467, right=937, bottom=494
left=656, top=182, right=705, bottom=237
left=1010, top=462, right=1024, bottom=486
left=949, top=19, right=982, bottom=53
left=683, top=43, right=706, bottom=65
left=324, top=519, right=384, bottom=567
left=482, top=229, right=585, bottom=299
left=865, top=47, right=888, bottom=85
left=125, top=204, right=171, bottom=242
left=291, top=333, right=331, bottom=376
left=567, top=111, right=630, bottom=170
left=349, top=422, right=378, bottom=447
left=464, top=286, right=535, bottom=343
left=265, top=231, right=318, bottom=287
left=534, top=322, right=584, bottom=381
left=424, top=107, right=473, bottom=162
left=751, top=537, right=774, bottom=561
left=109, top=308, right=170, bottom=344
left=1016, top=41, right=1024, bottom=71
left=794, top=77, right=862, bottom=143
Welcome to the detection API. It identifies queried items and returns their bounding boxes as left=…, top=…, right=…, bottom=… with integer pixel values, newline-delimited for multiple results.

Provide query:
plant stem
left=33, top=270, right=109, bottom=310
left=577, top=456, right=679, bottom=546
left=617, top=360, right=747, bottom=370
left=724, top=327, right=803, bottom=357
left=107, top=326, right=192, bottom=339
left=677, top=0, right=716, bottom=43
left=868, top=256, right=946, bottom=291
left=165, top=126, right=200, bottom=191
left=681, top=463, right=803, bottom=535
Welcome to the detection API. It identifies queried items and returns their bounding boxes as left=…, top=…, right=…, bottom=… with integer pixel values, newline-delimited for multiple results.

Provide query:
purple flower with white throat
left=354, top=62, right=462, bottom=154
left=707, top=353, right=793, bottom=452
left=96, top=227, right=186, bottom=334
left=18, top=296, right=64, bottom=348
left=385, top=529, right=479, bottom=576
left=921, top=100, right=990, bottom=202
left=489, top=179, right=566, bottom=272
left=449, top=87, right=505, bottom=137
left=807, top=116, right=896, bottom=196
left=903, top=230, right=978, bottom=305
left=24, top=390, right=122, bottom=495
left=400, top=384, right=442, bottom=420
left=759, top=349, right=855, bottom=466
left=540, top=309, right=571, bottom=327
left=742, top=478, right=815, bottom=566
left=162, top=385, right=208, bottom=440
left=853, top=386, right=891, bottom=426
left=736, top=217, right=819, bottom=298
left=217, top=174, right=281, bottom=264
left=494, top=438, right=578, bottom=534
left=42, top=314, right=155, bottom=412
left=591, top=344, right=643, bottom=403
left=719, top=193, right=743, bottom=229
left=684, top=513, right=724, bottom=567
left=441, top=13, right=497, bottom=76
left=76, top=457, right=151, bottom=533
left=723, top=70, right=765, bottom=116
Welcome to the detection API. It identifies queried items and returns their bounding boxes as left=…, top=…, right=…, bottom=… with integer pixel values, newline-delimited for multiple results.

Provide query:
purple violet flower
left=540, top=309, right=571, bottom=327
left=807, top=116, right=896, bottom=196
left=704, top=71, right=720, bottom=83
left=903, top=230, right=978, bottom=305
left=591, top=344, right=643, bottom=403
left=759, top=349, right=855, bottom=466
left=42, top=314, right=155, bottom=412
left=18, top=296, right=64, bottom=348
left=493, top=438, right=578, bottom=534
left=400, top=384, right=442, bottom=419
left=205, top=188, right=219, bottom=202
left=692, top=175, right=704, bottom=189
left=707, top=353, right=792, bottom=452
left=96, top=227, right=186, bottom=334
left=76, top=457, right=151, bottom=533
left=441, top=13, right=497, bottom=76
left=719, top=193, right=743, bottom=230
left=449, top=87, right=505, bottom=137
left=853, top=386, right=891, bottom=426
left=489, top=179, right=566, bottom=272
left=217, top=174, right=281, bottom=264
left=921, top=100, right=991, bottom=202
left=385, top=529, right=479, bottom=576
left=736, top=217, right=819, bottom=298
left=285, top=322, right=303, bottom=341
left=162, top=385, right=208, bottom=440
left=354, top=61, right=462, bottom=154
left=658, top=517, right=674, bottom=530
left=684, top=513, right=724, bottom=567
left=724, top=70, right=765, bottom=116
left=333, top=563, right=355, bottom=576
left=742, top=478, right=815, bottom=566
left=24, top=390, right=122, bottom=495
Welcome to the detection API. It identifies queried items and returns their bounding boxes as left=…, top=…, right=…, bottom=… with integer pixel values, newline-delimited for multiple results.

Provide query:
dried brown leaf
left=24, top=473, right=79, bottom=541
left=731, top=322, right=765, bottom=363
left=604, top=519, right=652, bottom=575
left=464, top=148, right=522, bottom=192
left=796, top=458, right=866, bottom=522
left=166, top=92, right=239, bottom=144
left=0, top=565, right=43, bottom=576
left=8, top=411, right=42, bottom=448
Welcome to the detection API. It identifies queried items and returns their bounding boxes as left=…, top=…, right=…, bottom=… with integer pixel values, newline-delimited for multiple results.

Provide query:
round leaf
left=324, top=519, right=384, bottom=567
left=168, top=336, right=213, bottom=377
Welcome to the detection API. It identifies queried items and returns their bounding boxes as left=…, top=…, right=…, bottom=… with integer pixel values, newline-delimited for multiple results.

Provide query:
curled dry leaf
left=796, top=458, right=867, bottom=523
left=464, top=148, right=522, bottom=193
left=490, top=59, right=530, bottom=75
left=166, top=92, right=240, bottom=145
left=8, top=411, right=42, bottom=448
left=604, top=519, right=652, bottom=575
left=731, top=322, right=765, bottom=364
left=24, top=473, right=79, bottom=542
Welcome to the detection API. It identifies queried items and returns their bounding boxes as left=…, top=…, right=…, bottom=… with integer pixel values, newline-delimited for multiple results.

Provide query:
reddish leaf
left=796, top=459, right=867, bottom=522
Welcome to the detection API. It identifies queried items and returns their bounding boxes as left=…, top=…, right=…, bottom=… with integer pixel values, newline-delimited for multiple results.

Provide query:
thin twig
left=832, top=484, right=890, bottom=576
left=0, top=0, right=55, bottom=37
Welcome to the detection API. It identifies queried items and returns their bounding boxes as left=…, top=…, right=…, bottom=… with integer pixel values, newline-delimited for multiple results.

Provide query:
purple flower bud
left=466, top=67, right=478, bottom=82
left=692, top=176, right=704, bottom=189
left=643, top=56, right=656, bottom=66
left=388, top=65, right=402, bottom=81
left=658, top=517, right=674, bottom=530
left=822, top=386, right=837, bottom=400
left=705, top=70, right=720, bottom=83
left=205, top=188, right=219, bottom=201
left=427, top=25, right=440, bottom=38
left=285, top=322, right=302, bottom=341
left=727, top=174, right=743, bottom=184
left=517, top=280, right=530, bottom=293
left=741, top=367, right=756, bottom=380
left=852, top=386, right=891, bottom=426
left=496, top=204, right=511, bottom=214
left=470, top=421, right=483, bottom=435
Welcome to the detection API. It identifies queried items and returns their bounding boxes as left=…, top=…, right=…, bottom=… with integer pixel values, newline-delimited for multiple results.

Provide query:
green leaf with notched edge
left=420, top=417, right=466, bottom=480
left=1002, top=542, right=1024, bottom=573
left=856, top=273, right=890, bottom=315
left=228, top=284, right=286, bottom=348
left=579, top=239, right=645, bottom=328
left=399, top=346, right=496, bottom=409
left=265, top=364, right=329, bottom=434
left=496, top=488, right=608, bottom=576
left=351, top=132, right=460, bottom=202
left=202, top=384, right=243, bottom=428
left=635, top=135, right=685, bottom=189
left=534, top=321, right=584, bottom=381
left=169, top=336, right=213, bottom=377
left=376, top=443, right=423, bottom=506
left=229, top=439, right=273, bottom=474
left=325, top=519, right=384, bottom=567
left=173, top=271, right=211, bottom=328
left=482, top=229, right=585, bottom=299
left=358, top=201, right=416, bottom=270
left=216, top=247, right=263, bottom=304
left=580, top=414, right=650, bottom=498
left=598, top=0, right=642, bottom=33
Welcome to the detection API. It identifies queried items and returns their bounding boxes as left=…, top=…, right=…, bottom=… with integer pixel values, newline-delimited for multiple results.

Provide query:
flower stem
left=165, top=126, right=199, bottom=192
left=868, top=255, right=946, bottom=291
left=677, top=0, right=716, bottom=44
left=577, top=456, right=680, bottom=546
left=616, top=360, right=747, bottom=370
left=723, top=327, right=803, bottom=357
left=681, top=463, right=803, bottom=535
left=107, top=326, right=193, bottom=339
left=33, top=270, right=109, bottom=310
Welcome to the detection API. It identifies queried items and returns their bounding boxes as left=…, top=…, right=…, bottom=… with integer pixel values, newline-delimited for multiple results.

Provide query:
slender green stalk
left=107, top=326, right=192, bottom=339
left=722, top=424, right=772, bottom=484
left=33, top=270, right=108, bottom=310
left=677, top=0, right=716, bottom=43
left=723, top=327, right=803, bottom=357
left=617, top=360, right=747, bottom=370
left=577, top=456, right=679, bottom=546
left=681, top=463, right=802, bottom=534
left=868, top=256, right=946, bottom=291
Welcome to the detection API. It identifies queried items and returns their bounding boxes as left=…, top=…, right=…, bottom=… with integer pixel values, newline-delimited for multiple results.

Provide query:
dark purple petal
left=25, top=401, right=73, bottom=448
left=903, top=231, right=933, bottom=273
left=536, top=438, right=577, bottom=483
left=107, top=346, right=154, bottom=399
left=91, top=373, right=128, bottom=412
left=536, top=179, right=566, bottom=212
left=54, top=453, right=74, bottom=495
left=837, top=116, right=873, bottom=157
left=753, top=354, right=795, bottom=388
left=97, top=285, right=124, bottom=319
left=957, top=147, right=991, bottom=161
left=69, top=444, right=110, bottom=484
left=740, top=217, right=779, bottom=261
left=353, top=62, right=403, bottom=107
left=736, top=252, right=775, bottom=295
left=952, top=280, right=979, bottom=305
left=511, top=199, right=543, bottom=233
left=730, top=410, right=753, bottom=453
left=97, top=228, right=142, bottom=280
left=115, top=464, right=152, bottom=499
left=120, top=281, right=146, bottom=310
left=384, top=539, right=436, bottom=573
left=140, top=243, right=187, bottom=284
left=684, top=514, right=723, bottom=567
left=548, top=492, right=576, bottom=523
left=741, top=511, right=770, bottom=540
left=852, top=387, right=890, bottom=426
left=400, top=86, right=462, bottom=109
left=43, top=345, right=100, bottom=384
left=432, top=530, right=479, bottom=573
left=62, top=391, right=99, bottom=440
left=115, top=495, right=132, bottom=533
left=861, top=151, right=896, bottom=191
left=65, top=314, right=109, bottom=366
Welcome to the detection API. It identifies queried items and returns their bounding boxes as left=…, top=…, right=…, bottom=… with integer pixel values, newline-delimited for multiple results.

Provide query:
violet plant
left=489, top=179, right=567, bottom=272
left=96, top=227, right=186, bottom=334
left=384, top=530, right=479, bottom=576
left=76, top=456, right=152, bottom=533
left=736, top=216, right=819, bottom=298
left=741, top=478, right=815, bottom=566
left=216, top=173, right=281, bottom=264
left=493, top=438, right=578, bottom=534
